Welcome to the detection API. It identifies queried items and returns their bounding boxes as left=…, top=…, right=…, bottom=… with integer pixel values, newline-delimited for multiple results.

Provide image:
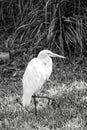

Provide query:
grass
left=0, top=56, right=87, bottom=130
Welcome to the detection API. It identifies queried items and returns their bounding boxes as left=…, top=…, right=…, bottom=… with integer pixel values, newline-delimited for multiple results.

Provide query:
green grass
left=0, top=56, right=87, bottom=130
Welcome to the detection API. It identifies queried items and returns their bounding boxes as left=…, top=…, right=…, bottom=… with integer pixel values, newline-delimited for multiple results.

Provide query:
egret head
left=38, top=49, right=66, bottom=59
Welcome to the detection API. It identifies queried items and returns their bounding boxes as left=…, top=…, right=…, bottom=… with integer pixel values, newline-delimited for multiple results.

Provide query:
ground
left=0, top=55, right=87, bottom=130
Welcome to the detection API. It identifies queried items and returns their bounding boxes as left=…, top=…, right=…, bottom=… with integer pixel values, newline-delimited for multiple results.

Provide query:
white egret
left=22, top=49, right=65, bottom=113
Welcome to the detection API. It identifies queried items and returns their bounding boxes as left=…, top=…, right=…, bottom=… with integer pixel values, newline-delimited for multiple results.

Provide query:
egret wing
left=22, top=58, right=46, bottom=106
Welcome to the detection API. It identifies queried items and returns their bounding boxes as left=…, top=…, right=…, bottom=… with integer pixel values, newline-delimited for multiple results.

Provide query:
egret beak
left=50, top=52, right=66, bottom=59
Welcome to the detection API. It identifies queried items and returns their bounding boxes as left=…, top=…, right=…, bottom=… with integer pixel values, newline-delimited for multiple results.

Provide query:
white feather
left=22, top=49, right=65, bottom=106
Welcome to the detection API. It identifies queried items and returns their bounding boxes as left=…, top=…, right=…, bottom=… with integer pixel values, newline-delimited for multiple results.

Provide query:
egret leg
left=32, top=95, right=54, bottom=115
left=32, top=94, right=37, bottom=116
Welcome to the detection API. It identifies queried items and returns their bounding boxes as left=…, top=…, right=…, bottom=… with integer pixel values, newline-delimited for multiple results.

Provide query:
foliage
left=0, top=0, right=87, bottom=55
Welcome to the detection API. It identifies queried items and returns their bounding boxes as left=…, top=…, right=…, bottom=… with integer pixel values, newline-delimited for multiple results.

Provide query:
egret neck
left=38, top=56, right=52, bottom=80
